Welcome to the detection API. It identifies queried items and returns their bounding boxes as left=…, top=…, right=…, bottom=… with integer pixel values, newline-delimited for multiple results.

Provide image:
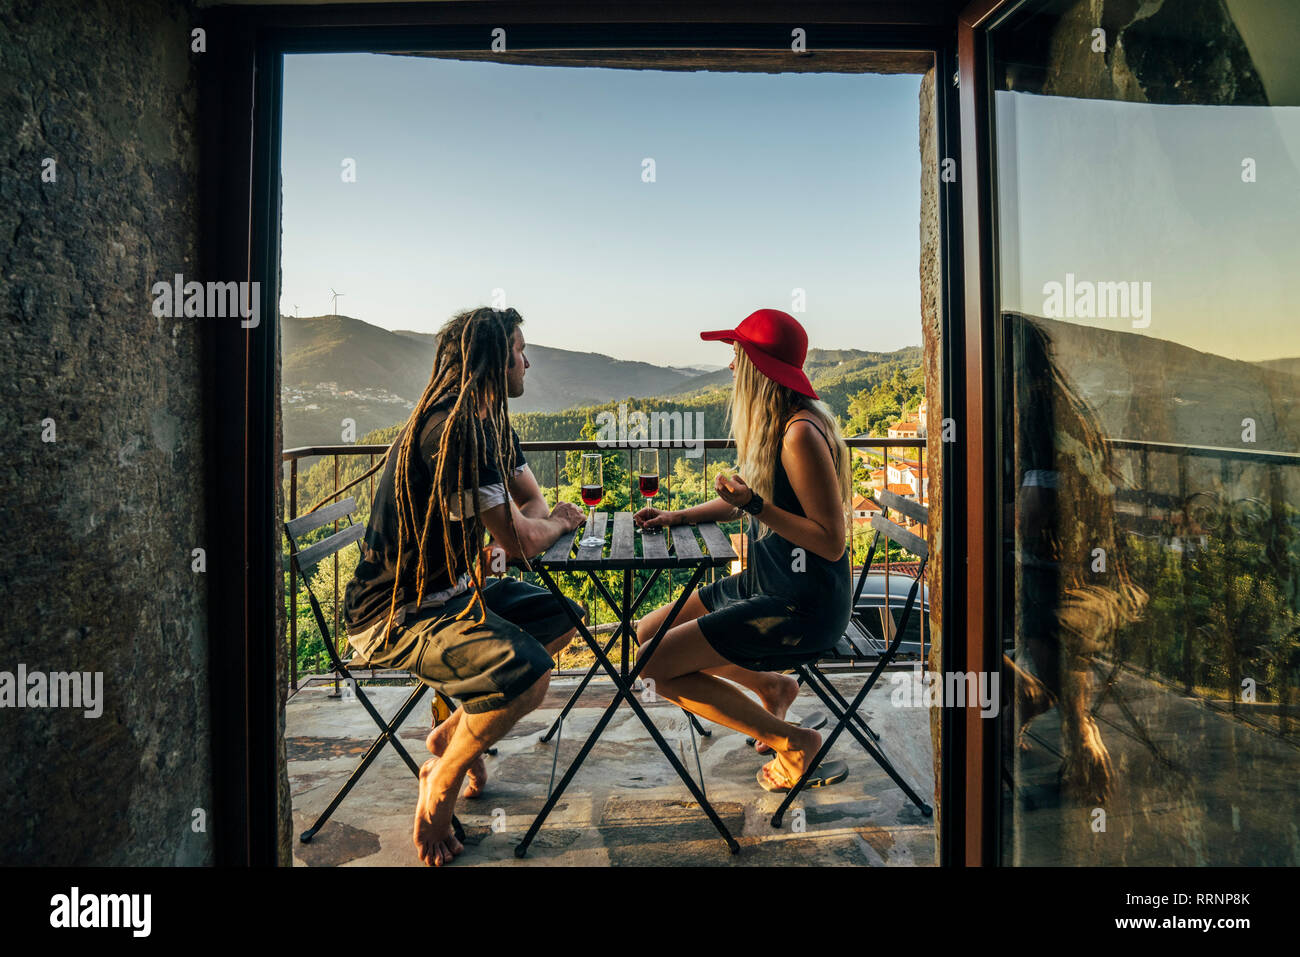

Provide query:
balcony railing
left=1102, top=438, right=1300, bottom=743
left=281, top=436, right=928, bottom=692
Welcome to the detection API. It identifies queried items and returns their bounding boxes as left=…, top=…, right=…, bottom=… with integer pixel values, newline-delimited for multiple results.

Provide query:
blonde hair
left=727, top=348, right=852, bottom=540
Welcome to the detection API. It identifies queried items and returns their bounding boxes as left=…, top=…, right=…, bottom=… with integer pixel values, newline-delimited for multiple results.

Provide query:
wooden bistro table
left=508, top=509, right=739, bottom=857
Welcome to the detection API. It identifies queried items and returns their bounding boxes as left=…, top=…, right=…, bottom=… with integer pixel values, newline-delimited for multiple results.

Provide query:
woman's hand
left=634, top=505, right=675, bottom=529
left=714, top=471, right=753, bottom=509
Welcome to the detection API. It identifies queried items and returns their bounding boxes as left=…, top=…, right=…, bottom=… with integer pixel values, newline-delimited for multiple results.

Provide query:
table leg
left=595, top=565, right=737, bottom=852
left=540, top=630, right=619, bottom=744
left=585, top=568, right=710, bottom=738
left=621, top=569, right=632, bottom=680
left=516, top=564, right=738, bottom=857
left=540, top=569, right=664, bottom=742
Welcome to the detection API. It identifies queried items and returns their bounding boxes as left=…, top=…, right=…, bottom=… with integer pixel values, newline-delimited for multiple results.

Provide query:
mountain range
left=280, top=313, right=922, bottom=450
left=1022, top=315, right=1300, bottom=454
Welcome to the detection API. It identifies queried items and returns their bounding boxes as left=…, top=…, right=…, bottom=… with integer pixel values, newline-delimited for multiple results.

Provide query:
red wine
left=639, top=474, right=659, bottom=497
left=581, top=484, right=604, bottom=506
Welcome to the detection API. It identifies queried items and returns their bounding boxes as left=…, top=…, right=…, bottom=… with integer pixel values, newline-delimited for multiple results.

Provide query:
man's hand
left=714, top=472, right=753, bottom=509
left=551, top=500, right=586, bottom=532
left=480, top=541, right=508, bottom=577
left=479, top=499, right=586, bottom=561
left=634, top=506, right=675, bottom=529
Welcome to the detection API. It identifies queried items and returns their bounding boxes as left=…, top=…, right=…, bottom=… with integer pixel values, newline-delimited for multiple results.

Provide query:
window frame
left=201, top=1, right=972, bottom=866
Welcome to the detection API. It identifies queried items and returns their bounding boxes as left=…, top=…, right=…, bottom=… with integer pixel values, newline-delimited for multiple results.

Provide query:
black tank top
left=742, top=414, right=852, bottom=605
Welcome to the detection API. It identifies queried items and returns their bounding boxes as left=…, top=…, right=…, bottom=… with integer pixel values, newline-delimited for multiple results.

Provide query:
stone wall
left=917, top=64, right=945, bottom=861
left=0, top=0, right=213, bottom=864
left=997, top=0, right=1268, bottom=105
left=274, top=177, right=293, bottom=865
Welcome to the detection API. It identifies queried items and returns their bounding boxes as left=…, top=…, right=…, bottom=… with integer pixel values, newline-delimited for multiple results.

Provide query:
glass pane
left=989, top=1, right=1300, bottom=865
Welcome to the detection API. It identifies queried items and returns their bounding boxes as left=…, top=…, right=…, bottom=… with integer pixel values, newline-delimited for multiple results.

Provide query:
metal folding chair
left=771, top=489, right=934, bottom=826
left=284, top=496, right=463, bottom=844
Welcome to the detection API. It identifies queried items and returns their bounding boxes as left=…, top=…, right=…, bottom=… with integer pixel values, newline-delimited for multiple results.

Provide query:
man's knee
left=545, top=626, right=578, bottom=656
left=516, top=666, right=551, bottom=712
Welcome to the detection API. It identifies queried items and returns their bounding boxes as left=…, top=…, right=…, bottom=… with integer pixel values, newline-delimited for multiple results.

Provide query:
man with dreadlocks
left=342, top=306, right=586, bottom=866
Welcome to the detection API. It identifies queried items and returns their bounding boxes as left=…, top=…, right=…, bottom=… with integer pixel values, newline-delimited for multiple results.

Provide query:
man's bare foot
left=426, top=723, right=487, bottom=798
left=754, top=674, right=800, bottom=754
left=413, top=757, right=465, bottom=866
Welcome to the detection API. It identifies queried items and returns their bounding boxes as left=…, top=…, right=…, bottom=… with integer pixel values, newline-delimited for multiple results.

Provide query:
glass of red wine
left=636, top=448, right=660, bottom=534
left=578, top=453, right=604, bottom=548
left=638, top=448, right=660, bottom=500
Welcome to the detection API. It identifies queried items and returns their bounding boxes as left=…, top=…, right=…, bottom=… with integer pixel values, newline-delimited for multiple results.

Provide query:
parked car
left=835, top=571, right=931, bottom=660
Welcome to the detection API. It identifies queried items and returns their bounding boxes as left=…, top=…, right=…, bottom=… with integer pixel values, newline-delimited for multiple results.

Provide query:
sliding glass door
left=985, top=0, right=1300, bottom=865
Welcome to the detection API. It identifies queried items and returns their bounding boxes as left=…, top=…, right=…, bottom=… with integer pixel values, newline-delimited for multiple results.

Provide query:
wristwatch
left=740, top=491, right=764, bottom=516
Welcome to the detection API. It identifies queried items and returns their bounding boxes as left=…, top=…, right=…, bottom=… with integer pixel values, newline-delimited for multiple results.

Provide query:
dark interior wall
left=0, top=0, right=214, bottom=864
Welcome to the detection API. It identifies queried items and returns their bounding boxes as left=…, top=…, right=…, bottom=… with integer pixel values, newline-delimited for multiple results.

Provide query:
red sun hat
left=701, top=308, right=818, bottom=399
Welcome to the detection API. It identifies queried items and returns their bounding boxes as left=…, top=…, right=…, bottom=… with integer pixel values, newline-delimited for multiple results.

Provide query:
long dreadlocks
left=379, top=307, right=527, bottom=645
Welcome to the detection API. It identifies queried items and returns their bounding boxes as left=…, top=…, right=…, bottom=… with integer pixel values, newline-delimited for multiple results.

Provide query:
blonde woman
left=633, top=308, right=853, bottom=792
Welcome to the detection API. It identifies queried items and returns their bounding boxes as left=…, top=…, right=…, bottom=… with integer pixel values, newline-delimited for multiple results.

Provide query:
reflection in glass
left=990, top=1, right=1300, bottom=865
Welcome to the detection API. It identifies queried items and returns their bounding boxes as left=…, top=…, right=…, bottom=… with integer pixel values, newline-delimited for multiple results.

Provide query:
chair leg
left=799, top=667, right=932, bottom=814
left=769, top=665, right=931, bottom=829
left=299, top=683, right=429, bottom=843
left=300, top=725, right=402, bottom=843
left=687, top=711, right=711, bottom=738
left=807, top=664, right=881, bottom=742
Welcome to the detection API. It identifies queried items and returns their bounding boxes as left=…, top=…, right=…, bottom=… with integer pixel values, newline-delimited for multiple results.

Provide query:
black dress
left=695, top=416, right=852, bottom=671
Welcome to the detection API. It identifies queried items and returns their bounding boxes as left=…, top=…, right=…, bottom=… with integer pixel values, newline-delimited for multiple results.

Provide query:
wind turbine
left=329, top=288, right=344, bottom=317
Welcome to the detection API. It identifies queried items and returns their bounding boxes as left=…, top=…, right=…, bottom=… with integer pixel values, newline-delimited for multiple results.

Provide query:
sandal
left=756, top=757, right=849, bottom=792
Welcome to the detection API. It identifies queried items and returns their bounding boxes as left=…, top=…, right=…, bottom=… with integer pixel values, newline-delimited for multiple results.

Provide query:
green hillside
left=283, top=343, right=927, bottom=677
left=281, top=314, right=711, bottom=449
left=287, top=344, right=926, bottom=511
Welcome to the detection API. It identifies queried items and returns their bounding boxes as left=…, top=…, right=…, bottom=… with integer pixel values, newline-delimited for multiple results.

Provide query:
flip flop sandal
left=756, top=758, right=849, bottom=793
left=747, top=710, right=828, bottom=753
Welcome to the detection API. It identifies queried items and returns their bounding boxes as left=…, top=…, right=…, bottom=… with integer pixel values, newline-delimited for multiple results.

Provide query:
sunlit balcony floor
left=287, top=671, right=936, bottom=867
left=1003, top=664, right=1300, bottom=866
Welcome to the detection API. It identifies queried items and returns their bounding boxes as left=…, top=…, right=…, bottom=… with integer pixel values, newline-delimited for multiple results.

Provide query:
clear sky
left=280, top=54, right=923, bottom=367
left=995, top=91, right=1300, bottom=362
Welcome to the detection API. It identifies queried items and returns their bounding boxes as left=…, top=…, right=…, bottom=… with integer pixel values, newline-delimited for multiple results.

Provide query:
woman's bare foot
left=754, top=674, right=800, bottom=754
left=413, top=757, right=465, bottom=866
left=770, top=726, right=821, bottom=785
left=1006, top=655, right=1056, bottom=752
left=426, top=722, right=487, bottom=798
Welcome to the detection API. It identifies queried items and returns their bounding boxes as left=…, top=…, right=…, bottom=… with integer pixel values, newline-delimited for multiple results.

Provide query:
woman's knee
left=639, top=656, right=670, bottom=693
left=635, top=607, right=663, bottom=646
left=637, top=592, right=706, bottom=647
